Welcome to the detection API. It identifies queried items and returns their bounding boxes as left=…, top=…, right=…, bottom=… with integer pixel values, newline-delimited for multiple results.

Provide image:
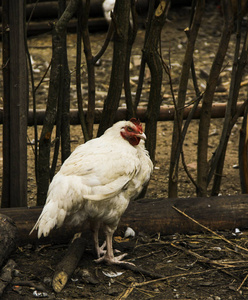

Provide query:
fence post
left=2, top=1, right=28, bottom=207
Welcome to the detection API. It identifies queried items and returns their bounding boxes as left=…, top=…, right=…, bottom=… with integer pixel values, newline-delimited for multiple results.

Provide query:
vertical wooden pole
left=2, top=1, right=28, bottom=207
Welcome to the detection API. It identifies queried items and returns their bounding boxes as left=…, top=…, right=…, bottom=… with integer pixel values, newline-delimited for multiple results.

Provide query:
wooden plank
left=1, top=195, right=248, bottom=245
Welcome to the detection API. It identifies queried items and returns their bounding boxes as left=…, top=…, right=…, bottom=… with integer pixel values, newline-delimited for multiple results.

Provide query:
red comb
left=130, top=118, right=140, bottom=125
left=130, top=118, right=143, bottom=131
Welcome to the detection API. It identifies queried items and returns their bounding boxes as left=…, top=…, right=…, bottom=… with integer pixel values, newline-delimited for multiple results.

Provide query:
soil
left=2, top=2, right=248, bottom=299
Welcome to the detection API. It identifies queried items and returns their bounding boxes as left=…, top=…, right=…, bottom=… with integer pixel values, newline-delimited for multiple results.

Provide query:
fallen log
left=0, top=1, right=149, bottom=36
left=0, top=102, right=244, bottom=126
left=25, top=18, right=108, bottom=36
left=0, top=215, right=17, bottom=268
left=1, top=195, right=248, bottom=245
left=0, top=1, right=105, bottom=23
left=0, top=0, right=149, bottom=22
left=52, top=234, right=86, bottom=293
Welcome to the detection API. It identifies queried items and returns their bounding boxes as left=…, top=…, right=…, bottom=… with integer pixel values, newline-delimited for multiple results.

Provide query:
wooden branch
left=210, top=20, right=248, bottom=195
left=76, top=4, right=90, bottom=142
left=169, top=0, right=205, bottom=197
left=60, top=6, right=71, bottom=164
left=123, top=0, right=139, bottom=119
left=0, top=214, right=17, bottom=268
left=134, top=0, right=155, bottom=111
left=197, top=0, right=234, bottom=196
left=0, top=102, right=243, bottom=127
left=81, top=0, right=96, bottom=139
left=97, top=0, right=131, bottom=136
left=37, top=0, right=80, bottom=205
left=2, top=195, right=248, bottom=245
left=143, top=0, right=170, bottom=162
left=52, top=234, right=86, bottom=293
left=93, top=21, right=114, bottom=64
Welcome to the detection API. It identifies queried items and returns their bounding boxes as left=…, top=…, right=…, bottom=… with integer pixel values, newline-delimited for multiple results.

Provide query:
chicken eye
left=126, top=126, right=133, bottom=132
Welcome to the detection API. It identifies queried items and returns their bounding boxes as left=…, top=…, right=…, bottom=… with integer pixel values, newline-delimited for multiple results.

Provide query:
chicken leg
left=90, top=220, right=106, bottom=258
left=94, top=224, right=134, bottom=265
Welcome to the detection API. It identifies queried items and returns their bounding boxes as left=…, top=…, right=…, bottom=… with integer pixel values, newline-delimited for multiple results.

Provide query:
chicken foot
left=94, top=224, right=135, bottom=266
left=92, top=221, right=121, bottom=259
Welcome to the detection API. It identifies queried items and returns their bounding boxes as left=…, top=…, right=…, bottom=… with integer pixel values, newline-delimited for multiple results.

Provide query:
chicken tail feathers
left=29, top=201, right=66, bottom=238
left=29, top=212, right=54, bottom=238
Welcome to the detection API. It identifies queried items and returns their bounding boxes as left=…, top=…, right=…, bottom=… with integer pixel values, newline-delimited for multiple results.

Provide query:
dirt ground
left=2, top=2, right=248, bottom=299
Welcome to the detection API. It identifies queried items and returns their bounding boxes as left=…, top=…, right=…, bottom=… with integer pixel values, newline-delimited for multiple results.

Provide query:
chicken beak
left=137, top=132, right=146, bottom=140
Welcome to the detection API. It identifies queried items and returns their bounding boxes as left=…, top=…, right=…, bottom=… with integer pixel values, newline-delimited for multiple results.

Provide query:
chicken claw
left=94, top=253, right=135, bottom=266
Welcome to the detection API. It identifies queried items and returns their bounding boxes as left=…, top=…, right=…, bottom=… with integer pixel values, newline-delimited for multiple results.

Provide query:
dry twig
left=171, top=241, right=247, bottom=268
left=117, top=262, right=164, bottom=279
left=237, top=273, right=248, bottom=291
left=116, top=269, right=214, bottom=300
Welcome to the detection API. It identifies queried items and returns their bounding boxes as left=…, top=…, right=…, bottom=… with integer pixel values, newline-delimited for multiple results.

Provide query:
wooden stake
left=52, top=233, right=86, bottom=293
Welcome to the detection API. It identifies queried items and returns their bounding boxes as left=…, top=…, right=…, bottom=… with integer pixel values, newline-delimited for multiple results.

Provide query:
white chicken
left=30, top=118, right=153, bottom=265
left=102, top=0, right=115, bottom=23
left=102, top=0, right=134, bottom=26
